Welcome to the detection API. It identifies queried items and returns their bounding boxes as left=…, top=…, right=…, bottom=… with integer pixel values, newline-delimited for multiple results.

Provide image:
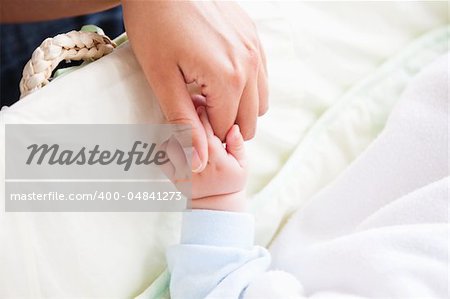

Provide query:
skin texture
left=162, top=106, right=248, bottom=212
left=122, top=0, right=268, bottom=173
left=2, top=1, right=268, bottom=175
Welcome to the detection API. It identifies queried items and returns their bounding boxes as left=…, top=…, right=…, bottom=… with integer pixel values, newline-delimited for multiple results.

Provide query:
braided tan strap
left=19, top=30, right=116, bottom=99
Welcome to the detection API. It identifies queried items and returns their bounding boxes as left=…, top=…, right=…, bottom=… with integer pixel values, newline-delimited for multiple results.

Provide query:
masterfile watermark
left=26, top=141, right=169, bottom=171
left=4, top=124, right=192, bottom=212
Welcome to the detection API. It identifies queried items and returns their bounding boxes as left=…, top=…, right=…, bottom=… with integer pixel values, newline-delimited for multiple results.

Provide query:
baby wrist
left=191, top=191, right=247, bottom=212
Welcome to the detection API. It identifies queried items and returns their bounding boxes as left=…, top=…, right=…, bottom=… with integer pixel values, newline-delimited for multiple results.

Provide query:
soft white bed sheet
left=269, top=53, right=448, bottom=298
left=0, top=2, right=448, bottom=298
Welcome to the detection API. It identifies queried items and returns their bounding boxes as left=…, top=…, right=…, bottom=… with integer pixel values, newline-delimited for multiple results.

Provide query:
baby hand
left=163, top=106, right=247, bottom=212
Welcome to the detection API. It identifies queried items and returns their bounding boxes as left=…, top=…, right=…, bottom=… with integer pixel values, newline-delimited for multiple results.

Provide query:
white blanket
left=0, top=2, right=448, bottom=298
left=268, top=54, right=449, bottom=298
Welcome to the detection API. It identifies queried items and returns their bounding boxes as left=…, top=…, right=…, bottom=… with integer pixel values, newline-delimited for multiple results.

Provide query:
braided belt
left=19, top=29, right=116, bottom=99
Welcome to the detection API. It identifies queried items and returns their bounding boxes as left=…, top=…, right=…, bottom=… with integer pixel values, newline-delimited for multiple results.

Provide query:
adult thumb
left=152, top=68, right=207, bottom=173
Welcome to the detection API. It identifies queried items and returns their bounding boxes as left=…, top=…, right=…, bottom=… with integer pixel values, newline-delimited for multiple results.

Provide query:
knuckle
left=244, top=45, right=260, bottom=71
left=223, top=63, right=245, bottom=90
left=166, top=113, right=193, bottom=126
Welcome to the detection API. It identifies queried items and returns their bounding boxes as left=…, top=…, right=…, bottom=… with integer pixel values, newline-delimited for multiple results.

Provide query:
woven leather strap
left=19, top=30, right=116, bottom=98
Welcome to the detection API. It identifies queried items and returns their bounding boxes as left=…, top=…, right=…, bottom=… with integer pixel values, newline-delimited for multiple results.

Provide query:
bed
left=0, top=2, right=448, bottom=298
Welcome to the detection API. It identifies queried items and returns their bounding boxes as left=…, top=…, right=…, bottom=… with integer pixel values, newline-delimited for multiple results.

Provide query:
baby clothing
left=166, top=210, right=301, bottom=299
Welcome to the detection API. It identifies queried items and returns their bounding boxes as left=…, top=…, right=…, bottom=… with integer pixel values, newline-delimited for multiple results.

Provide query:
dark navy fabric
left=1, top=6, right=124, bottom=107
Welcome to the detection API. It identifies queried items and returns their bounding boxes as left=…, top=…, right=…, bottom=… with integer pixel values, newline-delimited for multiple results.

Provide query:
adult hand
left=122, top=0, right=268, bottom=172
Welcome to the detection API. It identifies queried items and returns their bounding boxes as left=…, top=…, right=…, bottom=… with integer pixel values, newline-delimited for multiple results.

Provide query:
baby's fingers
left=226, top=125, right=246, bottom=168
left=198, top=105, right=226, bottom=159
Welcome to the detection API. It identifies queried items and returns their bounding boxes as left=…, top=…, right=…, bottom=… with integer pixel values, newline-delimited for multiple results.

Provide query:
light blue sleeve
left=166, top=210, right=271, bottom=299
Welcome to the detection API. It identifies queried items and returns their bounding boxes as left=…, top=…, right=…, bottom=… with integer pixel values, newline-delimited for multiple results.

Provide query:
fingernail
left=191, top=148, right=203, bottom=173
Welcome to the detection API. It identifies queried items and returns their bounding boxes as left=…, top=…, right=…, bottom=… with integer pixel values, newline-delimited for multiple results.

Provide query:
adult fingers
left=197, top=106, right=214, bottom=138
left=157, top=140, right=175, bottom=181
left=159, top=139, right=190, bottom=197
left=149, top=65, right=207, bottom=173
left=167, top=136, right=190, bottom=180
left=235, top=65, right=259, bottom=140
left=203, top=63, right=243, bottom=142
left=198, top=105, right=227, bottom=163
left=257, top=40, right=269, bottom=116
